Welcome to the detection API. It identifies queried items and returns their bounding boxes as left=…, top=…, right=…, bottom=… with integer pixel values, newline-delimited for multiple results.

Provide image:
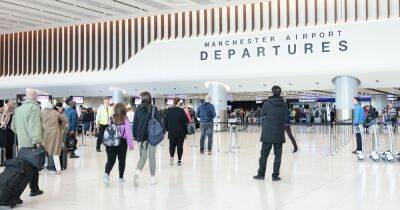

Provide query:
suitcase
left=0, top=159, right=34, bottom=208
left=0, top=132, right=6, bottom=167
left=0, top=147, right=5, bottom=167
left=60, top=147, right=68, bottom=170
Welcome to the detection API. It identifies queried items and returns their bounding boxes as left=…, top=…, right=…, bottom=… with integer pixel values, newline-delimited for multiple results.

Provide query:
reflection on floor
left=4, top=125, right=400, bottom=210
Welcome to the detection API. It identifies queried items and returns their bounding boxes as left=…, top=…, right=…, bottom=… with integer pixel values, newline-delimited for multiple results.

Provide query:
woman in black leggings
left=103, top=103, right=134, bottom=187
left=164, top=97, right=188, bottom=166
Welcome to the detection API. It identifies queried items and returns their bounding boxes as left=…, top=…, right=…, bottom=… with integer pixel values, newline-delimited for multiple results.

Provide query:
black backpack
left=366, top=107, right=378, bottom=123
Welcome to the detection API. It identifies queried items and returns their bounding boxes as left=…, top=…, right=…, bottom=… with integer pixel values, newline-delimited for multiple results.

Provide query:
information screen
left=72, top=96, right=84, bottom=104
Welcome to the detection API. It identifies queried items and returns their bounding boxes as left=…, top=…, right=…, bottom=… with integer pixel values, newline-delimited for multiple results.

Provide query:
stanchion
left=80, top=123, right=86, bottom=146
left=226, top=124, right=236, bottom=153
left=327, top=124, right=334, bottom=156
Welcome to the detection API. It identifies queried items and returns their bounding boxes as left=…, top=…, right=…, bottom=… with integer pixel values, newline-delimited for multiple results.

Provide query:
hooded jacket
left=11, top=100, right=43, bottom=148
left=260, top=96, right=288, bottom=144
left=132, top=103, right=162, bottom=142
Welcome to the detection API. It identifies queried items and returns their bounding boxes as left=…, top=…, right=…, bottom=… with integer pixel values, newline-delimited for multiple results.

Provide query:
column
left=332, top=76, right=360, bottom=121
left=205, top=81, right=229, bottom=129
left=371, top=94, right=386, bottom=116
left=154, top=98, right=165, bottom=108
left=190, top=98, right=201, bottom=112
left=110, top=87, right=125, bottom=104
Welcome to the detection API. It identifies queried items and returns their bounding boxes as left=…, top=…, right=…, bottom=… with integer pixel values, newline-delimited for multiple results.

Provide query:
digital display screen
left=37, top=95, right=50, bottom=105
left=72, top=96, right=84, bottom=104
left=166, top=99, right=174, bottom=106
left=134, top=98, right=141, bottom=105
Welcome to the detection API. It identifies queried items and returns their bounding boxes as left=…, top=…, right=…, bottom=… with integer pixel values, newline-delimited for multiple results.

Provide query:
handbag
left=187, top=123, right=195, bottom=135
left=16, top=147, right=46, bottom=169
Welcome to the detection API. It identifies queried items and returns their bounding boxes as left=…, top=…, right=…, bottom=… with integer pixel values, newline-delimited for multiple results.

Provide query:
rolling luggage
left=0, top=132, right=6, bottom=167
left=0, top=147, right=5, bottom=167
left=60, top=147, right=68, bottom=170
left=0, top=159, right=34, bottom=208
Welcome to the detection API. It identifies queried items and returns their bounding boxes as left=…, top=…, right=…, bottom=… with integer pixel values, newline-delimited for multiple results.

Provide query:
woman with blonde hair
left=41, top=101, right=68, bottom=174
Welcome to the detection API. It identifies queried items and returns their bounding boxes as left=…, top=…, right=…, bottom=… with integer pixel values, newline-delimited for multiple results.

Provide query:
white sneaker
left=150, top=176, right=157, bottom=185
left=170, top=158, right=174, bottom=165
left=103, top=174, right=109, bottom=187
left=133, top=174, right=139, bottom=187
left=118, top=178, right=125, bottom=183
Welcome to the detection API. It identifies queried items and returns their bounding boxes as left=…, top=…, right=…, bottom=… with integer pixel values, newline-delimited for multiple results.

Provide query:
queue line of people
left=1, top=86, right=301, bottom=208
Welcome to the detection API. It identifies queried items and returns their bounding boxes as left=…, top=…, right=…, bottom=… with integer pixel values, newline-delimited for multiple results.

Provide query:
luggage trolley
left=367, top=123, right=380, bottom=161
left=355, top=124, right=367, bottom=161
left=381, top=124, right=395, bottom=162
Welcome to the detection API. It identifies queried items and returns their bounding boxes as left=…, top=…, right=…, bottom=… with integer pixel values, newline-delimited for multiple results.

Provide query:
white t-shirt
left=127, top=111, right=134, bottom=123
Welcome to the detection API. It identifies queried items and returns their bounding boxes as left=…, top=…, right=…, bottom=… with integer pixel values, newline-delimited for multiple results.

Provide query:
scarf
left=0, top=106, right=15, bottom=129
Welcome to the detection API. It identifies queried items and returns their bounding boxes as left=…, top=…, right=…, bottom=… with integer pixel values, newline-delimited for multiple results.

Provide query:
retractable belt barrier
left=189, top=121, right=399, bottom=157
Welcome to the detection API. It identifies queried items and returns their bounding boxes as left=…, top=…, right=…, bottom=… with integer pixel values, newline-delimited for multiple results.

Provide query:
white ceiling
left=0, top=0, right=260, bottom=34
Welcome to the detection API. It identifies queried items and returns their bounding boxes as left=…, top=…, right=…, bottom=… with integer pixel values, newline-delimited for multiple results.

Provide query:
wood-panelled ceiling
left=0, top=0, right=260, bottom=34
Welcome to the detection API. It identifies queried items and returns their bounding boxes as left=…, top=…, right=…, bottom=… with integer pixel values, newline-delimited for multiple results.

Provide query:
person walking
left=126, top=107, right=135, bottom=124
left=253, top=86, right=288, bottom=181
left=95, top=98, right=112, bottom=152
left=196, top=95, right=216, bottom=155
left=164, top=97, right=188, bottom=166
left=103, top=103, right=134, bottom=186
left=64, top=99, right=79, bottom=158
left=284, top=109, right=298, bottom=153
left=132, top=92, right=162, bottom=186
left=352, top=97, right=366, bottom=154
left=41, top=101, right=68, bottom=175
left=0, top=100, right=16, bottom=160
left=11, top=89, right=44, bottom=200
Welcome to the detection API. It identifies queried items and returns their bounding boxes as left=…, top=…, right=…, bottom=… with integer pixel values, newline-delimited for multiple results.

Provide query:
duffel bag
left=16, top=147, right=46, bottom=170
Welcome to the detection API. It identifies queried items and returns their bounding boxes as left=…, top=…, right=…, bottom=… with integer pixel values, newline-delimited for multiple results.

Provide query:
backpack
left=103, top=119, right=123, bottom=147
left=366, top=107, right=378, bottom=123
left=147, top=106, right=164, bottom=146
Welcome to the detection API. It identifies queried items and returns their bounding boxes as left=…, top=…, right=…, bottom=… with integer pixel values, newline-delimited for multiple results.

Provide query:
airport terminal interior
left=0, top=0, right=400, bottom=209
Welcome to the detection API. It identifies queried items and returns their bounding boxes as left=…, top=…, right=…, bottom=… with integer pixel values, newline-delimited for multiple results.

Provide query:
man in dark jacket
left=254, top=86, right=288, bottom=181
left=64, top=99, right=79, bottom=158
left=196, top=95, right=216, bottom=155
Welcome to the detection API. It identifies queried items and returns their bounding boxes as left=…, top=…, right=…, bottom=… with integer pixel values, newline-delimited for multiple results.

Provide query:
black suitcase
left=0, top=159, right=34, bottom=208
left=0, top=147, right=5, bottom=167
left=60, top=147, right=68, bottom=170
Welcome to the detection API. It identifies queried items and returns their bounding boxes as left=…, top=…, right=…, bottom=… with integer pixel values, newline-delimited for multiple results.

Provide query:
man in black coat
left=254, top=86, right=288, bottom=181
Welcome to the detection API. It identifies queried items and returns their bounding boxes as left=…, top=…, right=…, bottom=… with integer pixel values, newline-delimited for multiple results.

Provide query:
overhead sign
left=200, top=30, right=348, bottom=61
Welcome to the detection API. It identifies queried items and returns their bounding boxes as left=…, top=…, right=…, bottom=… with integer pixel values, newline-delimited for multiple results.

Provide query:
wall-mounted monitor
left=72, top=96, right=84, bottom=104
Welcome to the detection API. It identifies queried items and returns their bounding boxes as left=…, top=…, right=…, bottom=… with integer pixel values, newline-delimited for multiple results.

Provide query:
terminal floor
left=3, top=126, right=400, bottom=210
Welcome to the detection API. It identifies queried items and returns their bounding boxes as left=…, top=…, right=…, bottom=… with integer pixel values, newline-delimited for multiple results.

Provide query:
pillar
left=111, top=87, right=125, bottom=104
left=154, top=98, right=165, bottom=108
left=371, top=94, right=386, bottom=116
left=205, top=82, right=229, bottom=129
left=332, top=76, right=360, bottom=121
left=190, top=98, right=201, bottom=112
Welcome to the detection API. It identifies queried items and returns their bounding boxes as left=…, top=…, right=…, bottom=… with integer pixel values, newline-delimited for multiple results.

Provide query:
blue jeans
left=200, top=123, right=214, bottom=152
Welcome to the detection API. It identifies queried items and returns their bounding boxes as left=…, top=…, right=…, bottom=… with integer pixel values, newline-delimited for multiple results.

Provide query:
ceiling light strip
left=112, top=0, right=148, bottom=12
